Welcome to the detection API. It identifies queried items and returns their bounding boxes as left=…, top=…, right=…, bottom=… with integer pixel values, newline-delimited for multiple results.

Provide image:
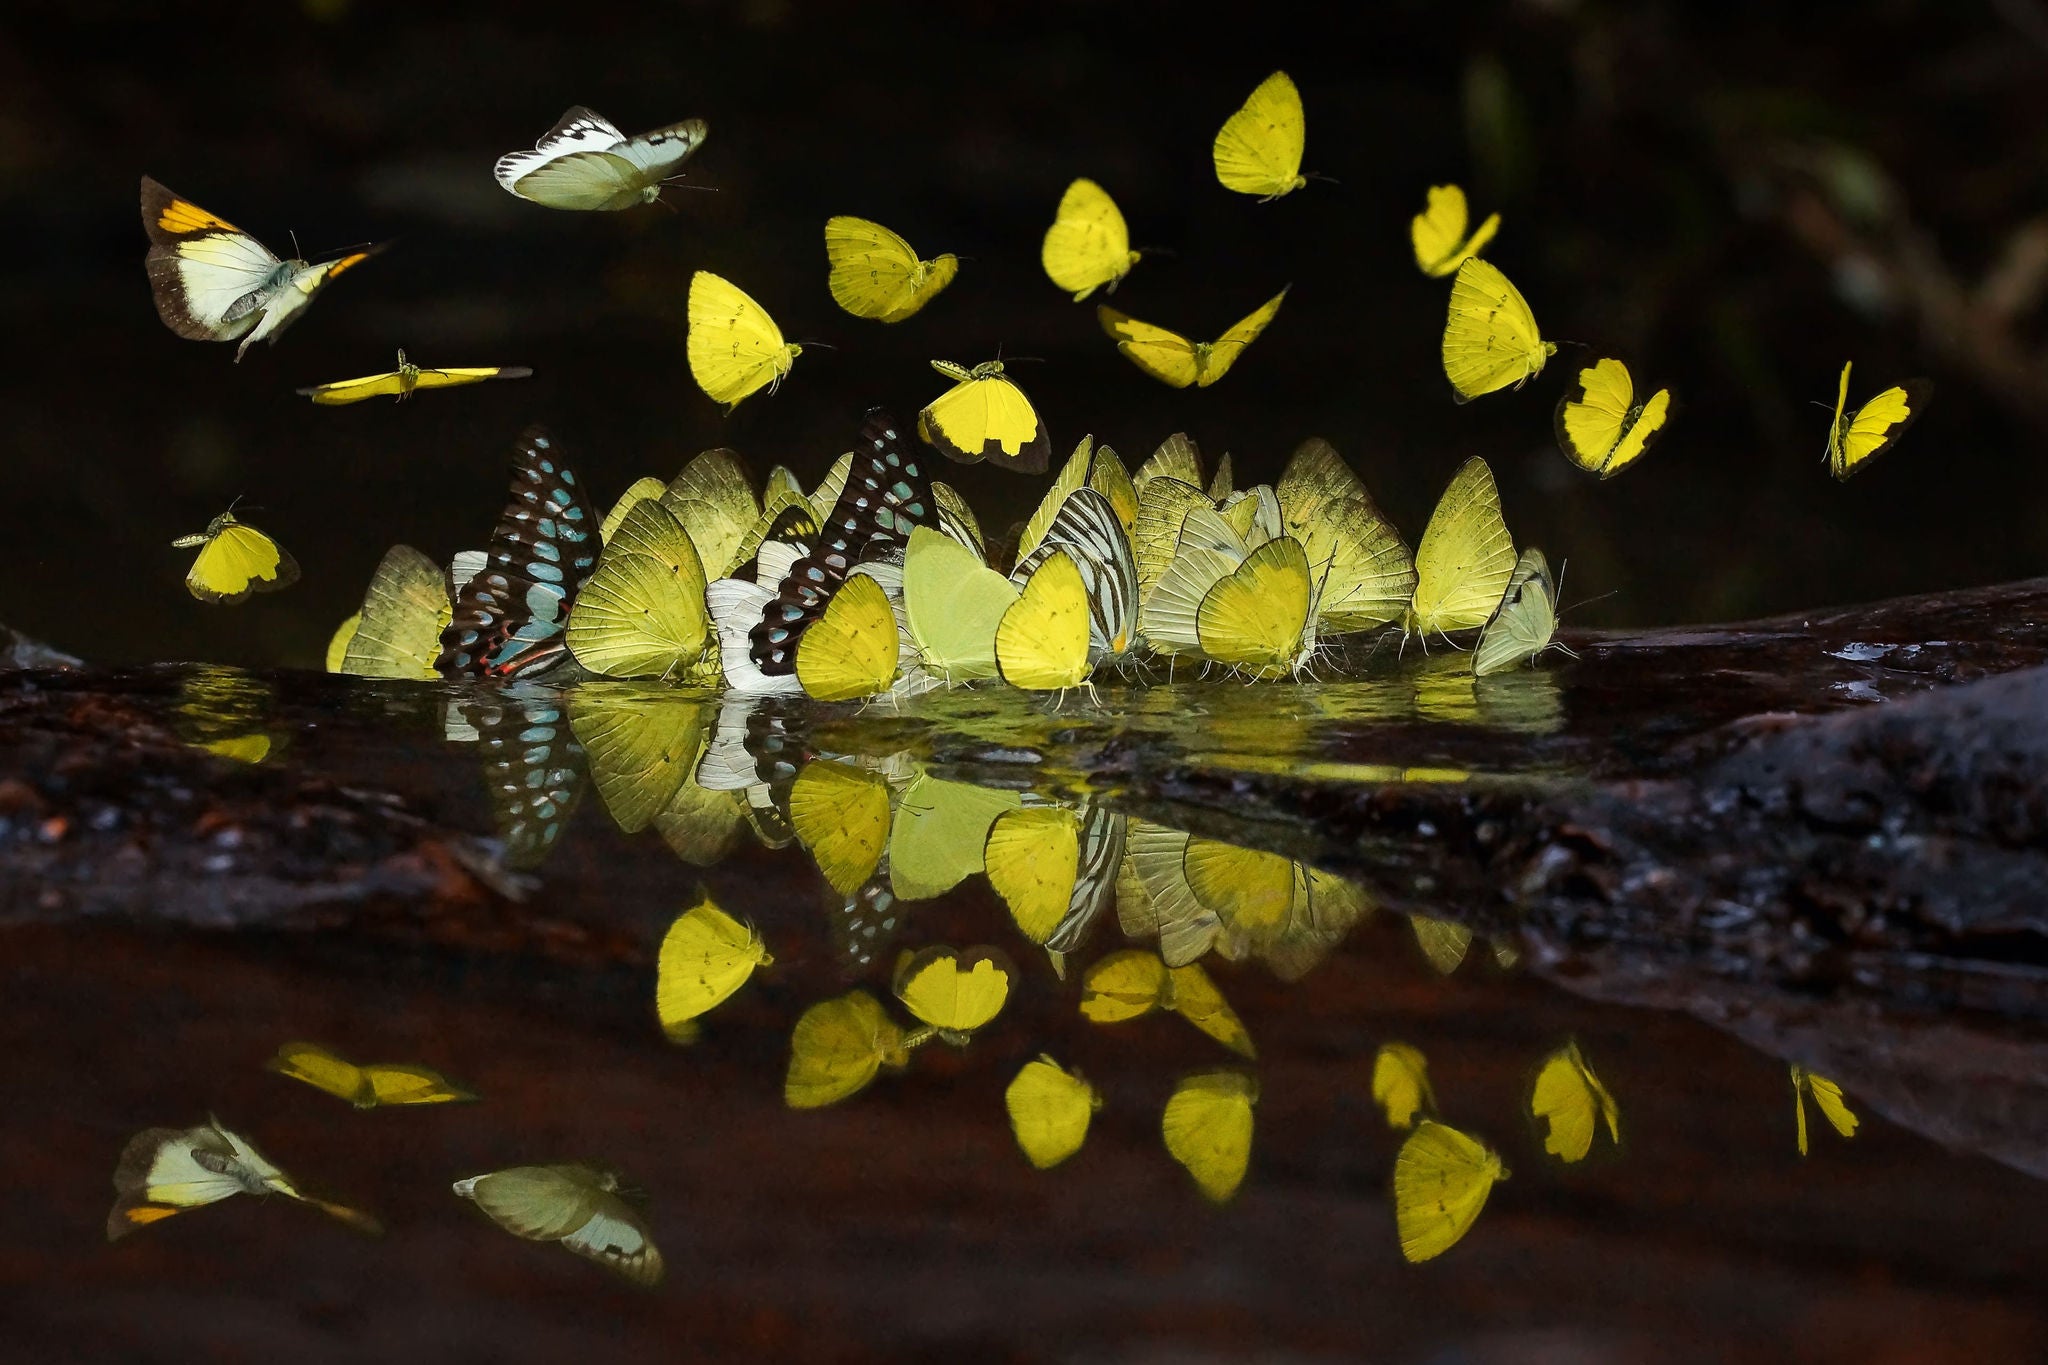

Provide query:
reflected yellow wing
left=1405, top=456, right=1516, bottom=640
left=1372, top=1042, right=1436, bottom=1129
left=795, top=574, right=900, bottom=702
left=571, top=689, right=711, bottom=833
left=1442, top=259, right=1555, bottom=401
left=893, top=946, right=1012, bottom=1036
left=325, top=612, right=360, bottom=672
left=267, top=1042, right=370, bottom=1106
left=1042, top=178, right=1140, bottom=301
left=824, top=215, right=958, bottom=322
left=1213, top=71, right=1307, bottom=199
left=889, top=774, right=1021, bottom=900
left=1165, top=962, right=1256, bottom=1058
left=1791, top=1064, right=1859, bottom=1154
left=1393, top=1120, right=1507, bottom=1262
left=1079, top=948, right=1172, bottom=1023
left=1161, top=1070, right=1257, bottom=1202
left=687, top=271, right=801, bottom=408
left=1410, top=914, right=1474, bottom=974
left=656, top=892, right=771, bottom=1038
left=788, top=759, right=892, bottom=896
left=362, top=1064, right=477, bottom=1107
left=785, top=990, right=907, bottom=1109
left=996, top=551, right=1093, bottom=691
left=1411, top=184, right=1500, bottom=277
left=1005, top=1056, right=1099, bottom=1169
left=1530, top=1041, right=1617, bottom=1162
left=985, top=805, right=1082, bottom=944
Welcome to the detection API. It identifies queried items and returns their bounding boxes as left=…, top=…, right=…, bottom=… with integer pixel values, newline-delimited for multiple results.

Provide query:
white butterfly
left=494, top=106, right=708, bottom=211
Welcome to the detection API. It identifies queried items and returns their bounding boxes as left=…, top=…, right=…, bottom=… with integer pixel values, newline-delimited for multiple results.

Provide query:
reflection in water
left=1080, top=950, right=1256, bottom=1058
left=447, top=682, right=586, bottom=869
left=1791, top=1064, right=1861, bottom=1156
left=1162, top=1070, right=1258, bottom=1203
left=452, top=1163, right=662, bottom=1286
left=1005, top=1056, right=1102, bottom=1170
left=174, top=667, right=278, bottom=764
left=1530, top=1041, right=1621, bottom=1163
left=1394, top=1121, right=1510, bottom=1263
left=108, top=1118, right=380, bottom=1240
left=785, top=990, right=912, bottom=1109
left=893, top=944, right=1013, bottom=1046
left=653, top=894, right=772, bottom=1044
left=1372, top=1042, right=1437, bottom=1130
left=266, top=1042, right=477, bottom=1110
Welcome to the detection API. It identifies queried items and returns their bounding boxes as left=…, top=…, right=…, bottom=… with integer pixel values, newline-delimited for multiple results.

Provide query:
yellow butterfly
left=996, top=550, right=1093, bottom=692
left=1213, top=71, right=1309, bottom=200
left=687, top=271, right=801, bottom=408
left=659, top=447, right=762, bottom=580
left=1825, top=361, right=1930, bottom=480
left=108, top=1117, right=379, bottom=1240
left=1790, top=1063, right=1859, bottom=1156
left=1276, top=439, right=1416, bottom=633
left=1393, top=1120, right=1508, bottom=1262
left=453, top=1163, right=662, bottom=1286
left=902, top=525, right=1017, bottom=683
left=1371, top=1043, right=1436, bottom=1130
left=893, top=945, right=1013, bottom=1046
left=1530, top=1040, right=1620, bottom=1162
left=1116, top=820, right=1222, bottom=967
left=918, top=359, right=1050, bottom=473
left=734, top=464, right=820, bottom=567
left=655, top=892, right=771, bottom=1041
left=1195, top=536, right=1319, bottom=677
left=887, top=773, right=1022, bottom=900
left=333, top=544, right=450, bottom=678
left=1042, top=178, right=1142, bottom=301
left=325, top=613, right=359, bottom=671
left=1403, top=456, right=1516, bottom=644
left=1442, top=258, right=1556, bottom=402
left=1010, top=487, right=1138, bottom=668
left=1005, top=1056, right=1101, bottom=1169
left=795, top=572, right=901, bottom=702
left=1411, top=184, right=1500, bottom=277
left=1133, top=431, right=1207, bottom=500
left=984, top=804, right=1124, bottom=951
left=1474, top=547, right=1570, bottom=677
left=566, top=499, right=711, bottom=679
left=1179, top=838, right=1368, bottom=980
left=1409, top=914, right=1473, bottom=974
left=570, top=689, right=715, bottom=833
left=1555, top=358, right=1672, bottom=478
left=785, top=990, right=913, bottom=1109
left=1078, top=949, right=1255, bottom=1057
left=599, top=476, right=666, bottom=543
left=1161, top=1070, right=1258, bottom=1203
left=1132, top=474, right=1214, bottom=609
left=1098, top=287, right=1289, bottom=388
left=296, top=349, right=531, bottom=405
left=824, top=215, right=958, bottom=322
left=267, top=1041, right=476, bottom=1109
left=173, top=509, right=299, bottom=604
left=788, top=758, right=892, bottom=896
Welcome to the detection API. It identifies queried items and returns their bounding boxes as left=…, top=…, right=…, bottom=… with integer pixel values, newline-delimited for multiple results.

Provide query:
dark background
left=7, top=0, right=2047, bottom=667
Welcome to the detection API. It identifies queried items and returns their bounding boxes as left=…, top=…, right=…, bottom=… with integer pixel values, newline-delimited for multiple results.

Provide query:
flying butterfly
left=173, top=508, right=299, bottom=605
left=266, top=1042, right=476, bottom=1110
left=494, top=106, right=707, bottom=211
left=1006, top=1056, right=1102, bottom=1170
left=108, top=1118, right=379, bottom=1240
left=785, top=989, right=912, bottom=1109
left=1411, top=184, right=1500, bottom=277
left=1097, top=287, right=1289, bottom=389
left=1393, top=1120, right=1508, bottom=1262
left=335, top=544, right=451, bottom=678
left=1790, top=1063, right=1860, bottom=1156
left=687, top=271, right=801, bottom=409
left=1553, top=358, right=1672, bottom=478
left=1530, top=1040, right=1620, bottom=1163
left=1371, top=1042, right=1437, bottom=1130
left=296, top=349, right=531, bottom=405
left=1403, top=456, right=1516, bottom=645
left=654, top=892, right=772, bottom=1042
left=437, top=427, right=599, bottom=678
left=1042, top=178, right=1142, bottom=301
left=918, top=359, right=1051, bottom=474
left=1442, top=258, right=1557, bottom=402
left=454, top=1162, right=662, bottom=1286
left=565, top=499, right=711, bottom=680
left=1161, top=1070, right=1257, bottom=1203
left=902, top=525, right=1018, bottom=683
left=824, top=215, right=958, bottom=322
left=1473, top=547, right=1571, bottom=677
left=140, top=176, right=374, bottom=361
left=1825, top=361, right=1930, bottom=480
left=1213, top=71, right=1310, bottom=200
left=893, top=945, right=1013, bottom=1046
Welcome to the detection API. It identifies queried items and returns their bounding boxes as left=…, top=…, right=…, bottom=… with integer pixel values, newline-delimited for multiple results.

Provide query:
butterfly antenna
left=1304, top=171, right=1341, bottom=186
left=289, top=228, right=302, bottom=260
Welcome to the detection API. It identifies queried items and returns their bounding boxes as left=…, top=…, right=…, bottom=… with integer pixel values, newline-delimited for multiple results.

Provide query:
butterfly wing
left=659, top=447, right=761, bottom=580
left=362, top=1064, right=476, bottom=1107
left=186, top=520, right=299, bottom=604
left=688, top=272, right=799, bottom=408
left=1530, top=1045, right=1599, bottom=1161
left=600, top=477, right=666, bottom=544
left=267, top=1042, right=371, bottom=1106
left=1410, top=913, right=1474, bottom=973
left=338, top=545, right=451, bottom=679
left=1443, top=259, right=1554, bottom=401
left=919, top=367, right=1050, bottom=472
left=794, top=573, right=901, bottom=701
left=655, top=894, right=768, bottom=1036
left=1831, top=369, right=1931, bottom=480
left=298, top=370, right=409, bottom=404
left=903, top=525, right=1017, bottom=681
left=1411, top=184, right=1500, bottom=276
left=997, top=552, right=1095, bottom=691
left=1195, top=287, right=1289, bottom=386
left=569, top=690, right=711, bottom=832
left=1371, top=1042, right=1436, bottom=1129
left=565, top=500, right=710, bottom=678
left=1099, top=306, right=1201, bottom=388
left=788, top=759, right=892, bottom=894
left=825, top=216, right=956, bottom=321
left=1473, top=547, right=1559, bottom=676
left=1005, top=1057, right=1098, bottom=1169
left=1212, top=71, right=1307, bottom=199
left=1394, top=1121, right=1506, bottom=1262
left=1406, top=456, right=1516, bottom=640
left=894, top=947, right=1012, bottom=1035
left=1161, top=1071, right=1257, bottom=1202
left=1042, top=178, right=1139, bottom=301
left=1164, top=963, right=1256, bottom=1058
left=408, top=365, right=533, bottom=394
left=1009, top=489, right=1136, bottom=661
left=984, top=806, right=1081, bottom=943
left=785, top=990, right=905, bottom=1109
left=1196, top=535, right=1313, bottom=675
left=1132, top=475, right=1214, bottom=610
left=140, top=177, right=280, bottom=344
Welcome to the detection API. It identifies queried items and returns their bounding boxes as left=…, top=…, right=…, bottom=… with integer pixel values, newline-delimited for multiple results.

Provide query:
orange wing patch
left=121, top=1205, right=182, bottom=1227
left=158, top=199, right=242, bottom=236
left=324, top=251, right=372, bottom=280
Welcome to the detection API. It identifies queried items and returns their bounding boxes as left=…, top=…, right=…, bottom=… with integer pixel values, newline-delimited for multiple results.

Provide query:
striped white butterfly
left=1044, top=805, right=1127, bottom=954
left=453, top=1163, right=663, bottom=1286
left=494, top=107, right=708, bottom=211
left=1008, top=488, right=1137, bottom=665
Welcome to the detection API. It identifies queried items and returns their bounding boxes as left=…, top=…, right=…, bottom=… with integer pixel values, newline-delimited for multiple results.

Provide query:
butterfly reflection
left=445, top=682, right=587, bottom=870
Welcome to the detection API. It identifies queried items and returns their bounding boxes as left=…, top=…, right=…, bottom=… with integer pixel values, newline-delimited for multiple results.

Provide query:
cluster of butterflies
left=108, top=1041, right=665, bottom=1284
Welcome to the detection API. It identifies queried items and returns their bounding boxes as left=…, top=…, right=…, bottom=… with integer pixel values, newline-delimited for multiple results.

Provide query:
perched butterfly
left=887, top=772, right=1023, bottom=901
left=1098, top=287, right=1289, bottom=389
left=140, top=176, right=373, bottom=361
left=1393, top=1120, right=1508, bottom=1262
left=1132, top=474, right=1215, bottom=609
left=1200, top=536, right=1321, bottom=677
left=1442, top=258, right=1556, bottom=402
left=1530, top=1040, right=1620, bottom=1162
left=996, top=551, right=1093, bottom=692
left=894, top=945, right=1013, bottom=1046
left=1275, top=438, right=1416, bottom=632
left=795, top=570, right=904, bottom=702
left=599, top=477, right=668, bottom=544
left=917, top=359, right=1050, bottom=473
left=1006, top=1056, right=1102, bottom=1169
left=1016, top=436, right=1112, bottom=561
left=785, top=989, right=913, bottom=1109
left=1825, top=361, right=1930, bottom=480
left=296, top=349, right=531, bottom=405
left=1139, top=505, right=1272, bottom=655
left=1554, top=358, right=1671, bottom=478
left=687, top=271, right=801, bottom=409
left=659, top=447, right=763, bottom=580
left=1371, top=1043, right=1437, bottom=1130
left=1213, top=71, right=1310, bottom=199
left=1411, top=184, right=1500, bottom=277
left=437, top=428, right=598, bottom=678
left=1403, top=456, right=1516, bottom=645
left=108, top=1118, right=379, bottom=1240
left=1790, top=1063, right=1859, bottom=1156
left=788, top=758, right=892, bottom=895
left=494, top=106, right=707, bottom=211
left=1161, top=1070, right=1257, bottom=1203
left=1133, top=431, right=1208, bottom=501
left=267, top=1042, right=476, bottom=1110
left=564, top=499, right=711, bottom=680
left=1042, top=178, right=1142, bottom=301
left=454, top=1163, right=662, bottom=1285
left=1008, top=488, right=1138, bottom=667
left=1474, top=547, right=1571, bottom=677
left=172, top=508, right=299, bottom=605
left=824, top=216, right=958, bottom=322
left=333, top=545, right=451, bottom=678
left=902, top=525, right=1017, bottom=683
left=654, top=893, right=771, bottom=1042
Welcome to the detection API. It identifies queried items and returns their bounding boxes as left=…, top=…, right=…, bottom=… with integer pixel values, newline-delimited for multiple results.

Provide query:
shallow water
left=3, top=657, right=2046, bottom=1363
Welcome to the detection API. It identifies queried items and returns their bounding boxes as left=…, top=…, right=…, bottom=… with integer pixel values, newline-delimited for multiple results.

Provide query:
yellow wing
left=1473, top=547, right=1561, bottom=677
left=1411, top=184, right=1500, bottom=277
left=1442, top=258, right=1556, bottom=402
left=985, top=805, right=1081, bottom=943
left=655, top=892, right=771, bottom=1039
left=902, top=525, right=1017, bottom=682
left=1088, top=445, right=1139, bottom=529
left=893, top=946, right=1013, bottom=1039
left=298, top=370, right=410, bottom=404
left=660, top=447, right=760, bottom=580
left=409, top=364, right=529, bottom=391
left=1018, top=438, right=1094, bottom=562
left=1530, top=1041, right=1618, bottom=1162
left=1393, top=1120, right=1508, bottom=1262
left=785, top=990, right=908, bottom=1109
left=687, top=271, right=801, bottom=408
left=1198, top=287, right=1289, bottom=385
left=1295, top=496, right=1415, bottom=635
left=918, top=360, right=1050, bottom=472
left=570, top=689, right=711, bottom=833
left=338, top=544, right=449, bottom=679
left=600, top=477, right=666, bottom=543
left=824, top=215, right=957, bottom=322
left=1042, top=178, right=1141, bottom=301
left=1164, top=962, right=1256, bottom=1058
left=1371, top=1042, right=1436, bottom=1129
left=1079, top=949, right=1172, bottom=1023
left=1196, top=535, right=1313, bottom=676
left=996, top=551, right=1093, bottom=691
left=795, top=573, right=900, bottom=702
left=326, top=612, right=361, bottom=672
left=1791, top=1064, right=1859, bottom=1154
left=178, top=515, right=299, bottom=604
left=267, top=1042, right=371, bottom=1106
left=788, top=758, right=892, bottom=896
left=1005, top=1056, right=1100, bottom=1169
left=1827, top=361, right=1930, bottom=480
left=887, top=773, right=1021, bottom=900
left=1555, top=358, right=1671, bottom=478
left=1098, top=307, right=1200, bottom=388
left=362, top=1064, right=477, bottom=1107
left=1410, top=914, right=1474, bottom=974
left=1212, top=71, right=1308, bottom=199
left=1133, top=475, right=1214, bottom=609
left=1161, top=1070, right=1257, bottom=1202
left=1134, top=431, right=1206, bottom=498
left=566, top=500, right=709, bottom=678
left=1405, top=456, right=1516, bottom=641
